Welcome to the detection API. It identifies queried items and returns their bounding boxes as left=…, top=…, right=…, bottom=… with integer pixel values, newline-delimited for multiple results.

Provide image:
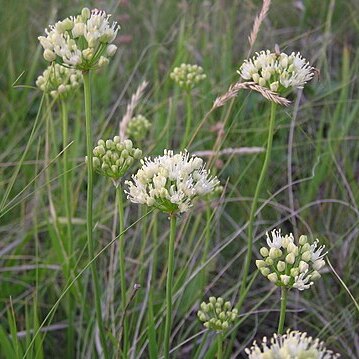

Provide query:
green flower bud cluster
left=36, top=64, right=82, bottom=98
left=90, top=136, right=142, bottom=181
left=126, top=115, right=151, bottom=143
left=197, top=297, right=237, bottom=332
left=170, top=63, right=206, bottom=91
left=256, top=229, right=327, bottom=291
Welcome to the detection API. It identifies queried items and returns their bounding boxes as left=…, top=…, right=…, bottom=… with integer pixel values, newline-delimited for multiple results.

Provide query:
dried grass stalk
left=213, top=81, right=291, bottom=108
left=194, top=147, right=265, bottom=157
left=119, top=80, right=148, bottom=140
left=248, top=0, right=271, bottom=52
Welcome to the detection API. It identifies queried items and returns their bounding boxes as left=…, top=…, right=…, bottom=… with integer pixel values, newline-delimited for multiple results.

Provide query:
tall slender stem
left=238, top=102, right=277, bottom=308
left=83, top=71, right=109, bottom=359
left=181, top=91, right=192, bottom=149
left=278, top=287, right=288, bottom=334
left=217, top=334, right=223, bottom=359
left=164, top=214, right=177, bottom=359
left=60, top=99, right=73, bottom=255
left=116, top=184, right=128, bottom=358
left=60, top=98, right=74, bottom=358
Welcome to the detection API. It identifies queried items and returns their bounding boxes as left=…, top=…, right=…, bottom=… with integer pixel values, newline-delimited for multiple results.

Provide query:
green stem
left=278, top=287, right=288, bottom=335
left=164, top=214, right=177, bottom=359
left=60, top=98, right=75, bottom=359
left=217, top=334, right=223, bottom=359
left=116, top=184, right=128, bottom=358
left=83, top=71, right=109, bottom=359
left=238, top=102, right=277, bottom=309
left=181, top=91, right=192, bottom=149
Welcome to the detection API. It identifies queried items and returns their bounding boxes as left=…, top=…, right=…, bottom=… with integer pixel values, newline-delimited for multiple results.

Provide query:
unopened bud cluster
left=170, top=63, right=206, bottom=90
left=90, top=136, right=142, bottom=181
left=36, top=64, right=82, bottom=98
left=197, top=297, right=237, bottom=332
left=126, top=115, right=151, bottom=143
left=256, top=229, right=327, bottom=291
left=238, top=50, right=314, bottom=93
left=38, top=7, right=119, bottom=70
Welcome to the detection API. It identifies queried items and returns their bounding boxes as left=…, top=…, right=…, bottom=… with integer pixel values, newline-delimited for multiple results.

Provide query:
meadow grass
left=0, top=0, right=358, bottom=358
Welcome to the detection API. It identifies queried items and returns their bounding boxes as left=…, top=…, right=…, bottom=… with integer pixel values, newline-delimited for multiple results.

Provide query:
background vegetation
left=0, top=0, right=358, bottom=357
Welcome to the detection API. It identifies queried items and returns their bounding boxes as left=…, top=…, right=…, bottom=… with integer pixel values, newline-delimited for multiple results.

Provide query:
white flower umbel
left=125, top=150, right=220, bottom=213
left=36, top=64, right=82, bottom=98
left=238, top=50, right=314, bottom=93
left=245, top=330, right=340, bottom=359
left=38, top=7, right=119, bottom=70
left=256, top=230, right=328, bottom=291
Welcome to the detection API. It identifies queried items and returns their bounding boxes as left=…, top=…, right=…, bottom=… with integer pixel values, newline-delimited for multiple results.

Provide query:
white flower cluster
left=90, top=136, right=142, bottom=181
left=38, top=7, right=119, bottom=70
left=197, top=297, right=238, bottom=332
left=245, top=330, right=340, bottom=359
left=126, top=115, right=151, bottom=143
left=238, top=50, right=314, bottom=92
left=170, top=63, right=206, bottom=90
left=256, top=229, right=327, bottom=291
left=36, top=64, right=82, bottom=98
left=125, top=150, right=220, bottom=213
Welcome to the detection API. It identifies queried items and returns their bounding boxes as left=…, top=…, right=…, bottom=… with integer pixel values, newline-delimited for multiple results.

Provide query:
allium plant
left=125, top=115, right=151, bottom=143
left=236, top=49, right=315, bottom=316
left=256, top=229, right=327, bottom=334
left=126, top=150, right=219, bottom=359
left=90, top=136, right=141, bottom=357
left=36, top=64, right=82, bottom=98
left=38, top=7, right=119, bottom=71
left=170, top=63, right=206, bottom=149
left=238, top=50, right=314, bottom=93
left=198, top=297, right=238, bottom=359
left=38, top=7, right=120, bottom=358
left=245, top=330, right=340, bottom=359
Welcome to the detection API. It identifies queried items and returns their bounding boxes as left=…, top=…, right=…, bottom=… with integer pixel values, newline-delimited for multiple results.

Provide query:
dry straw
left=248, top=0, right=271, bottom=54
left=119, top=80, right=148, bottom=140
left=212, top=81, right=291, bottom=109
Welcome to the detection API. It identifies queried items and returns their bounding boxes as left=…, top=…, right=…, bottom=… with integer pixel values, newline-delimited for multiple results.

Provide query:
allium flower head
left=245, top=330, right=340, bottom=358
left=36, top=64, right=82, bottom=98
left=256, top=230, right=328, bottom=291
left=126, top=115, right=151, bottom=143
left=38, top=7, right=119, bottom=70
left=89, top=136, right=142, bottom=182
left=238, top=50, right=314, bottom=93
left=125, top=150, right=220, bottom=213
left=197, top=297, right=238, bottom=332
left=170, top=63, right=206, bottom=91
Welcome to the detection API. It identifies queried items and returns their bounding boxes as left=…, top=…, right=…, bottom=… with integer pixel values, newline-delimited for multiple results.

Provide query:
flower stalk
left=83, top=70, right=109, bottom=359
left=278, top=286, right=288, bottom=334
left=164, top=213, right=177, bottom=359
left=116, top=183, right=129, bottom=357
left=238, top=102, right=277, bottom=307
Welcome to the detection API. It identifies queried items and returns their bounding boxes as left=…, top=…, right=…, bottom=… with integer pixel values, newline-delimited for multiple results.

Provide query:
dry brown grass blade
left=119, top=80, right=148, bottom=140
left=213, top=81, right=291, bottom=108
left=248, top=0, right=271, bottom=54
